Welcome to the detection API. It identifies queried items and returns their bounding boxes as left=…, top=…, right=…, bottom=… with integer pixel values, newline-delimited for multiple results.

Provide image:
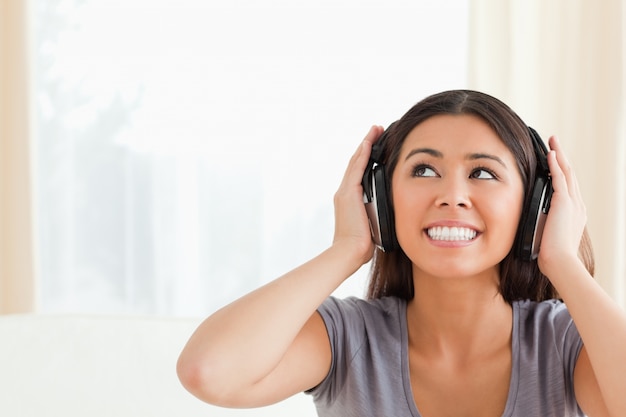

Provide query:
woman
left=177, top=90, right=626, bottom=416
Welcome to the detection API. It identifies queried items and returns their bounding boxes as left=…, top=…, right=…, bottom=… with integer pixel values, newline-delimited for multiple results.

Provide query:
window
left=32, top=0, right=469, bottom=316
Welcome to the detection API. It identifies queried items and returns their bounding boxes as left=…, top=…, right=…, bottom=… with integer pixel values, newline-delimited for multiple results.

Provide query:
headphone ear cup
left=516, top=175, right=551, bottom=260
left=515, top=126, right=553, bottom=261
left=372, top=165, right=398, bottom=252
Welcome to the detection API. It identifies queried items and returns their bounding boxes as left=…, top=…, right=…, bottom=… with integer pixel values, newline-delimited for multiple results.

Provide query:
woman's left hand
left=536, top=136, right=588, bottom=281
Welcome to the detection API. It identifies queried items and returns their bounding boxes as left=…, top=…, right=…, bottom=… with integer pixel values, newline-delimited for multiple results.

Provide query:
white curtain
left=0, top=0, right=36, bottom=314
left=14, top=1, right=623, bottom=315
left=25, top=0, right=470, bottom=317
left=468, top=0, right=626, bottom=306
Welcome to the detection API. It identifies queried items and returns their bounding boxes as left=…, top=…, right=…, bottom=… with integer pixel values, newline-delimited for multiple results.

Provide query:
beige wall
left=0, top=0, right=36, bottom=313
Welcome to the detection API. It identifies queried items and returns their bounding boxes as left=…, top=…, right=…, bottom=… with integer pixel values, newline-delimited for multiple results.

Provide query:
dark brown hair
left=366, top=90, right=594, bottom=303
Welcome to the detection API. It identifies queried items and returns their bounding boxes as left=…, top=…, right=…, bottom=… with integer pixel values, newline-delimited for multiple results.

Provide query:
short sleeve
left=305, top=296, right=407, bottom=416
left=306, top=296, right=368, bottom=404
left=515, top=299, right=585, bottom=415
left=552, top=301, right=584, bottom=398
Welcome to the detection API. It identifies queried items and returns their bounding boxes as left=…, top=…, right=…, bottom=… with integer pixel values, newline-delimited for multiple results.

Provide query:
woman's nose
left=434, top=176, right=472, bottom=208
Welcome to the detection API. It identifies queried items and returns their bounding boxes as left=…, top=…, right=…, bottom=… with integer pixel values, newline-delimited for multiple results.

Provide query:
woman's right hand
left=332, top=125, right=385, bottom=266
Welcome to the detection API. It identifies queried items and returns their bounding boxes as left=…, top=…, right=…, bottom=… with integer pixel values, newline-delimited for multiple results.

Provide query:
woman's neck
left=406, top=268, right=513, bottom=361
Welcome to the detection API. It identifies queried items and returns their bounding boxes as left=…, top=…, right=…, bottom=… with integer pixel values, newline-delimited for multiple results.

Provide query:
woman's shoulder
left=319, top=295, right=405, bottom=318
left=513, top=298, right=580, bottom=347
left=317, top=295, right=406, bottom=339
left=511, top=299, right=584, bottom=416
left=514, top=298, right=571, bottom=320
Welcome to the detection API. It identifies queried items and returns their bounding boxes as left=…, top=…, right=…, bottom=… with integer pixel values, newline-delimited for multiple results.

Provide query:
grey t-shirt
left=307, top=296, right=585, bottom=417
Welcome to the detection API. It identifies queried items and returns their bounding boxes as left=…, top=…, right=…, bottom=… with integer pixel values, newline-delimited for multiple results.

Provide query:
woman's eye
left=413, top=165, right=437, bottom=177
left=470, top=168, right=496, bottom=179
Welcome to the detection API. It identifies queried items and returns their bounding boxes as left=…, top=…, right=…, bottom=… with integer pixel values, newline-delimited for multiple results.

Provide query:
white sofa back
left=0, top=314, right=316, bottom=417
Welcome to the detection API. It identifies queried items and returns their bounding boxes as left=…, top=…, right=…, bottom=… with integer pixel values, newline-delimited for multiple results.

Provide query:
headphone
left=361, top=124, right=552, bottom=261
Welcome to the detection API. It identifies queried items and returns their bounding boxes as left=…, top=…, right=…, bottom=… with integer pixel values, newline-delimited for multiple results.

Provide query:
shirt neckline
left=399, top=299, right=521, bottom=417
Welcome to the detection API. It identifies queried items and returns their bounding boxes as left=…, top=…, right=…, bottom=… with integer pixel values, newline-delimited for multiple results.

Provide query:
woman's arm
left=538, top=136, right=626, bottom=417
left=176, top=126, right=384, bottom=408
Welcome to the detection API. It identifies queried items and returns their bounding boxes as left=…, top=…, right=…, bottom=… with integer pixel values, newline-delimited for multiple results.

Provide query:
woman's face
left=392, top=114, right=524, bottom=281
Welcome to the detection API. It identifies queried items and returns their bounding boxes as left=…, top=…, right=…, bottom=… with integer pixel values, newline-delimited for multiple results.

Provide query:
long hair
left=366, top=90, right=594, bottom=303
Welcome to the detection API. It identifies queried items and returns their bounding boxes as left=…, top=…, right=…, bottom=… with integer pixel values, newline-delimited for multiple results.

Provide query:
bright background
left=2, top=0, right=624, bottom=317
left=30, top=0, right=469, bottom=316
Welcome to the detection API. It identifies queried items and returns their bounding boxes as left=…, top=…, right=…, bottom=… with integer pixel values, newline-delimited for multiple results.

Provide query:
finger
left=345, top=126, right=381, bottom=169
left=548, top=136, right=582, bottom=199
left=547, top=149, right=568, bottom=195
left=341, top=125, right=384, bottom=187
left=365, top=124, right=385, bottom=145
left=547, top=143, right=586, bottom=231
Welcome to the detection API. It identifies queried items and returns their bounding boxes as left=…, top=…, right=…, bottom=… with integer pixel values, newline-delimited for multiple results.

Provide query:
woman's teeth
left=427, top=226, right=477, bottom=241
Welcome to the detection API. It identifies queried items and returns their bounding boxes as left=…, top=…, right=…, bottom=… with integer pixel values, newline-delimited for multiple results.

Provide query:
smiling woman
left=176, top=90, right=626, bottom=416
left=391, top=114, right=525, bottom=283
left=29, top=0, right=469, bottom=316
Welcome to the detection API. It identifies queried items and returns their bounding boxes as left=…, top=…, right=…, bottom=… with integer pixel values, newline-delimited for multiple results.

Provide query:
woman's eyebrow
left=467, top=153, right=507, bottom=167
left=404, top=148, right=507, bottom=168
left=404, top=148, right=443, bottom=161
